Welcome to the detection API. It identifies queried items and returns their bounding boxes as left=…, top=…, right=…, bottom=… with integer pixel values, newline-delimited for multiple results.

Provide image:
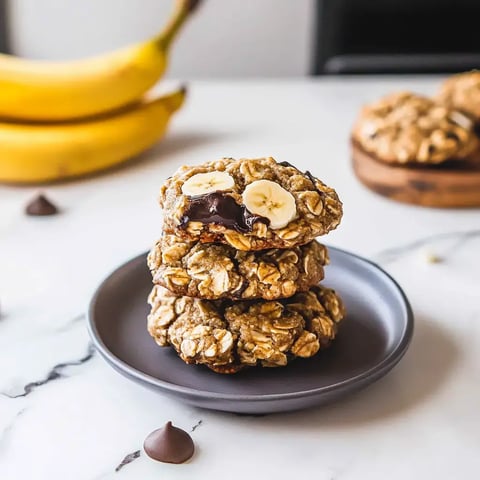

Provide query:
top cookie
left=437, top=71, right=480, bottom=122
left=352, top=91, right=478, bottom=165
left=159, top=157, right=342, bottom=250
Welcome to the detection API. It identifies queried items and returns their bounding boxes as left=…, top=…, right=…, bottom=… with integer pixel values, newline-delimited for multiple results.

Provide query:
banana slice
left=181, top=171, right=235, bottom=196
left=242, top=180, right=296, bottom=229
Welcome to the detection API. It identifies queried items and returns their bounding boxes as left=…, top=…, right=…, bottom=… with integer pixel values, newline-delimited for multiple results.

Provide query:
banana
left=0, top=0, right=199, bottom=121
left=182, top=171, right=235, bottom=195
left=242, top=180, right=297, bottom=229
left=0, top=87, right=186, bottom=184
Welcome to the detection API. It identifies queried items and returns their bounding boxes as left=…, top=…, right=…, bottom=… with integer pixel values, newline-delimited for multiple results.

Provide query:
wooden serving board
left=352, top=144, right=480, bottom=208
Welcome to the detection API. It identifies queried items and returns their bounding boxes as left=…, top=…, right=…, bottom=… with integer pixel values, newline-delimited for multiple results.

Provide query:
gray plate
left=87, top=248, right=413, bottom=414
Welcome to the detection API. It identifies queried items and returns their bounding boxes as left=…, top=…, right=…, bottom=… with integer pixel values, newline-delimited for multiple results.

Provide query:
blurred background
left=2, top=0, right=480, bottom=77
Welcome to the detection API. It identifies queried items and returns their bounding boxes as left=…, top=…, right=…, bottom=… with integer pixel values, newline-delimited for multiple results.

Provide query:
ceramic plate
left=87, top=248, right=413, bottom=414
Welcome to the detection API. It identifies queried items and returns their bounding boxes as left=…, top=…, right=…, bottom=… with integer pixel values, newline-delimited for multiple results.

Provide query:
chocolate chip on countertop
left=25, top=194, right=59, bottom=216
left=143, top=421, right=194, bottom=464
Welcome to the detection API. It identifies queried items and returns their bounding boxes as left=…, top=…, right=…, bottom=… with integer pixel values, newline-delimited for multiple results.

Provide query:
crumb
left=422, top=250, right=444, bottom=264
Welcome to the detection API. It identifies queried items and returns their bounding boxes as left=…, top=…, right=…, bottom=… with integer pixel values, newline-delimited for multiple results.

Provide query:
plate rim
left=87, top=247, right=414, bottom=402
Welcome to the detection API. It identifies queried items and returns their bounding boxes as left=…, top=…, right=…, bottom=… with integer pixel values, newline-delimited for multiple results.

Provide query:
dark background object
left=0, top=0, right=8, bottom=53
left=313, top=0, right=480, bottom=74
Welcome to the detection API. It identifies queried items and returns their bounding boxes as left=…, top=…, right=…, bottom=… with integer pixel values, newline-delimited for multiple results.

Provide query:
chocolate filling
left=180, top=191, right=269, bottom=233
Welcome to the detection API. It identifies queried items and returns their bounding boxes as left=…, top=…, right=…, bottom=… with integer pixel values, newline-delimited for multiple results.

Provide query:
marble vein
left=372, top=229, right=480, bottom=264
left=115, top=450, right=142, bottom=472
left=0, top=408, right=26, bottom=453
left=0, top=344, right=95, bottom=399
left=190, top=419, right=203, bottom=432
left=55, top=313, right=86, bottom=333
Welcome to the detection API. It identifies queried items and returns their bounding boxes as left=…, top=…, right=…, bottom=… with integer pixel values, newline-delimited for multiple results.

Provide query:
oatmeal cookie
left=148, top=234, right=328, bottom=300
left=159, top=157, right=342, bottom=250
left=352, top=91, right=478, bottom=165
left=437, top=71, right=480, bottom=122
left=147, top=284, right=346, bottom=373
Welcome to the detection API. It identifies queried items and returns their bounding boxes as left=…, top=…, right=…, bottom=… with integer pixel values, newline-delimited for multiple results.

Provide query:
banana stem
left=156, top=0, right=202, bottom=50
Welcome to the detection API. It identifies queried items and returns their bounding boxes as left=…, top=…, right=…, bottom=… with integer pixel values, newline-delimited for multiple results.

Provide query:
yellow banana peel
left=0, top=0, right=198, bottom=121
left=0, top=87, right=186, bottom=184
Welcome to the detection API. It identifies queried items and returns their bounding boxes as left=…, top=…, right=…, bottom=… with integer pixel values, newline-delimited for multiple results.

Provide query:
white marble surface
left=1, top=78, right=480, bottom=480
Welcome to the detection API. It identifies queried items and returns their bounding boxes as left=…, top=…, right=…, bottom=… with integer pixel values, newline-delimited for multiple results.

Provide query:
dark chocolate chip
left=143, top=422, right=194, bottom=464
left=25, top=194, right=59, bottom=216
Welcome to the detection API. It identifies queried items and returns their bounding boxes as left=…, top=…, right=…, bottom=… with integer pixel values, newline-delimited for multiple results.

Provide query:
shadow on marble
left=140, top=130, right=231, bottom=161
left=93, top=130, right=230, bottom=181
left=217, top=316, right=460, bottom=429
left=93, top=128, right=249, bottom=179
left=286, top=316, right=458, bottom=428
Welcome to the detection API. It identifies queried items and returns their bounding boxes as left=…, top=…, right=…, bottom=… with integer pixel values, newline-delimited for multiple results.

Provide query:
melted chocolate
left=278, top=161, right=298, bottom=169
left=180, top=192, right=269, bottom=233
left=305, top=171, right=325, bottom=197
left=280, top=162, right=323, bottom=197
left=143, top=422, right=194, bottom=464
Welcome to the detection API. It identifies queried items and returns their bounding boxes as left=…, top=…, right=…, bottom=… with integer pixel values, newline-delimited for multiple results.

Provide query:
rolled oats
left=291, top=331, right=320, bottom=357
left=147, top=284, right=346, bottom=373
left=148, top=234, right=328, bottom=300
left=437, top=71, right=480, bottom=122
left=159, top=157, right=342, bottom=250
left=352, top=91, right=479, bottom=165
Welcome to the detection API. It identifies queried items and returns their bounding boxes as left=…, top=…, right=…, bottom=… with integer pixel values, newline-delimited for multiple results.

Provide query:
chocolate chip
left=25, top=194, right=59, bottom=216
left=143, top=422, right=194, bottom=464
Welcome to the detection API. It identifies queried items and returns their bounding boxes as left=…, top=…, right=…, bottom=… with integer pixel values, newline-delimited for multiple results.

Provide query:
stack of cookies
left=147, top=157, right=345, bottom=373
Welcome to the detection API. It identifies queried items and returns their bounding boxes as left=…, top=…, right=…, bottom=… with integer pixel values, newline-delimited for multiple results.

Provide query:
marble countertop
left=1, top=78, right=479, bottom=480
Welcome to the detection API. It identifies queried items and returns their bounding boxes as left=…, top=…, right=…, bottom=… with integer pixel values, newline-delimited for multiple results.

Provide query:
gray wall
left=7, top=0, right=315, bottom=77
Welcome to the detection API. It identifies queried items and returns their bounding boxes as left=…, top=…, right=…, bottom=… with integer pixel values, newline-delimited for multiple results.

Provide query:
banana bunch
left=0, top=0, right=199, bottom=184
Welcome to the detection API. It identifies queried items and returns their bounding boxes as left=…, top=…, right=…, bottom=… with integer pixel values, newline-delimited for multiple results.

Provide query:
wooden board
left=352, top=144, right=480, bottom=208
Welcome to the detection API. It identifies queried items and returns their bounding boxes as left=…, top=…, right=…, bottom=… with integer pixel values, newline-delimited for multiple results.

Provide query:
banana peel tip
left=164, top=85, right=187, bottom=113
